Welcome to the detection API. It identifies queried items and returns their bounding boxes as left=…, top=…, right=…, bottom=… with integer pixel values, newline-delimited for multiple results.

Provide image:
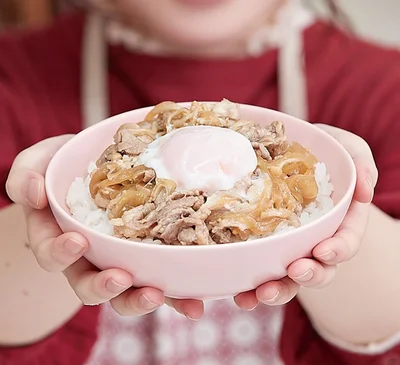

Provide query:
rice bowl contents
left=66, top=100, right=334, bottom=245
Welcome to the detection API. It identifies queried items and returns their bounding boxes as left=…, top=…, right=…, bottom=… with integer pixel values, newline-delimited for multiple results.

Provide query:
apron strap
left=278, top=27, right=308, bottom=120
left=276, top=0, right=313, bottom=121
left=81, top=12, right=109, bottom=128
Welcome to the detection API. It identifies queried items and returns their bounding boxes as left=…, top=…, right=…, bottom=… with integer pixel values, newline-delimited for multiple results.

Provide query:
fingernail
left=261, top=289, right=280, bottom=304
left=139, top=294, right=160, bottom=311
left=26, top=178, right=41, bottom=208
left=245, top=303, right=259, bottom=311
left=64, top=238, right=86, bottom=255
left=106, top=279, right=130, bottom=294
left=315, top=250, right=337, bottom=262
left=366, top=177, right=374, bottom=203
left=184, top=312, right=200, bottom=321
left=292, top=269, right=314, bottom=282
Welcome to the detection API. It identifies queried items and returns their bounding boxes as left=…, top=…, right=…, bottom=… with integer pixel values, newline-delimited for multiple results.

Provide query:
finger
left=256, top=277, right=299, bottom=306
left=165, top=298, right=204, bottom=320
left=111, top=287, right=165, bottom=316
left=234, top=290, right=259, bottom=310
left=64, top=258, right=134, bottom=305
left=313, top=201, right=369, bottom=265
left=315, top=124, right=378, bottom=203
left=288, top=258, right=337, bottom=288
left=6, top=135, right=74, bottom=208
left=353, top=157, right=376, bottom=204
left=25, top=207, right=88, bottom=272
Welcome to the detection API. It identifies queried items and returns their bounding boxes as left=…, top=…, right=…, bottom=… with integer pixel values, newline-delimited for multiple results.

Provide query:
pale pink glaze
left=45, top=104, right=356, bottom=300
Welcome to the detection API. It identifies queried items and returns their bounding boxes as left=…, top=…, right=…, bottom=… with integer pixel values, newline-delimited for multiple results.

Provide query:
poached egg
left=140, top=126, right=257, bottom=194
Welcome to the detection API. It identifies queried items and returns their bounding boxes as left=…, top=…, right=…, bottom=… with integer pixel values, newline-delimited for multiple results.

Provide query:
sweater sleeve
left=0, top=306, right=100, bottom=365
left=0, top=13, right=84, bottom=210
left=0, top=82, right=21, bottom=208
left=281, top=27, right=400, bottom=365
left=281, top=299, right=400, bottom=365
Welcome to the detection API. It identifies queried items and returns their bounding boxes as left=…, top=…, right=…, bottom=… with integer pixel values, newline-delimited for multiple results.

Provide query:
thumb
left=6, top=135, right=74, bottom=208
left=314, top=124, right=378, bottom=203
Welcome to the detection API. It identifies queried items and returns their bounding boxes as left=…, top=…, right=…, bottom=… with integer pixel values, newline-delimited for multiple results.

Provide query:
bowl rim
left=45, top=102, right=357, bottom=252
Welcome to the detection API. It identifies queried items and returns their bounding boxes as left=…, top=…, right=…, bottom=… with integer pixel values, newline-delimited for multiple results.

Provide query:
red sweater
left=1, top=11, right=400, bottom=365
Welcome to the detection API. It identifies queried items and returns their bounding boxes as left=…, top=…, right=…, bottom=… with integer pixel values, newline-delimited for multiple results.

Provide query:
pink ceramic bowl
left=45, top=103, right=356, bottom=300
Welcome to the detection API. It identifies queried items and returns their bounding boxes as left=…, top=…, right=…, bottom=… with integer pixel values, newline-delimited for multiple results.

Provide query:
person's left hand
left=234, top=124, right=379, bottom=310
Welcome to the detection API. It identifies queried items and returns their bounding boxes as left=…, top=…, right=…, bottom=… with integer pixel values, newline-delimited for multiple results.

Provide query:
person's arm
left=0, top=103, right=204, bottom=349
left=0, top=86, right=161, bottom=346
left=0, top=83, right=83, bottom=344
left=0, top=204, right=82, bottom=345
left=280, top=122, right=400, bottom=349
left=278, top=204, right=400, bottom=365
left=298, top=205, right=400, bottom=346
left=0, top=134, right=184, bottom=345
left=270, top=123, right=400, bottom=364
left=297, top=121, right=400, bottom=346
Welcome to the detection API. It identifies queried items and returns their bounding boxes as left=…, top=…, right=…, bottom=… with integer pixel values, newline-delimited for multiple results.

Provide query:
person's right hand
left=5, top=135, right=204, bottom=320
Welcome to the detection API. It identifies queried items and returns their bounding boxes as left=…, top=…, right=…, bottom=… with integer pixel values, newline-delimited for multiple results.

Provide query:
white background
left=306, top=0, right=400, bottom=48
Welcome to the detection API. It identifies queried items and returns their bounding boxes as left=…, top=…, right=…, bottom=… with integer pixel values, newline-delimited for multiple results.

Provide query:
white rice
left=66, top=162, right=114, bottom=236
left=274, top=162, right=334, bottom=235
left=66, top=162, right=334, bottom=241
